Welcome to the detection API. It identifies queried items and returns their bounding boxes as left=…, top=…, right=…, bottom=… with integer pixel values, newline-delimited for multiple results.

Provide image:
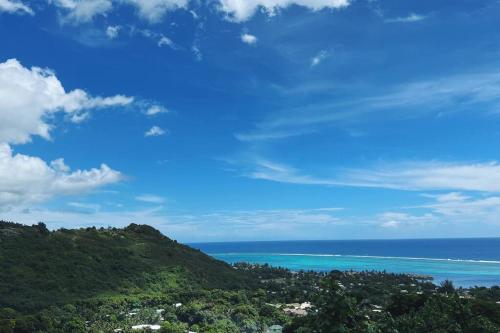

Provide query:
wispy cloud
left=419, top=192, right=500, bottom=223
left=310, top=50, right=329, bottom=67
left=377, top=212, right=436, bottom=228
left=385, top=13, right=427, bottom=23
left=135, top=194, right=166, bottom=204
left=0, top=0, right=33, bottom=15
left=67, top=201, right=101, bottom=213
left=339, top=161, right=500, bottom=192
left=236, top=157, right=500, bottom=193
left=158, top=36, right=176, bottom=49
left=2, top=205, right=345, bottom=242
left=376, top=191, right=500, bottom=230
left=237, top=69, right=500, bottom=142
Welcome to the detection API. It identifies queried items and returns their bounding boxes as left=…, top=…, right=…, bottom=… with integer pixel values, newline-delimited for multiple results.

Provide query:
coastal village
left=109, top=301, right=313, bottom=332
left=94, top=267, right=470, bottom=333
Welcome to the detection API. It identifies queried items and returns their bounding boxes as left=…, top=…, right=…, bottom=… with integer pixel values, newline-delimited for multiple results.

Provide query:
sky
left=1, top=0, right=500, bottom=242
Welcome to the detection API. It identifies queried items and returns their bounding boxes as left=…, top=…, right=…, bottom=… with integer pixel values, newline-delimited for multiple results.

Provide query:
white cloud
left=420, top=193, right=500, bottom=223
left=196, top=208, right=341, bottom=228
left=135, top=194, right=166, bottom=204
left=49, top=0, right=349, bottom=24
left=218, top=0, right=350, bottom=22
left=50, top=0, right=188, bottom=23
left=245, top=158, right=328, bottom=185
left=0, top=204, right=344, bottom=241
left=240, top=70, right=500, bottom=142
left=123, top=0, right=189, bottom=23
left=373, top=192, right=500, bottom=230
left=241, top=33, right=257, bottom=45
left=339, top=161, right=500, bottom=192
left=106, top=25, right=121, bottom=39
left=0, top=58, right=133, bottom=144
left=189, top=9, right=198, bottom=19
left=377, top=212, right=436, bottom=228
left=67, top=201, right=101, bottom=212
left=191, top=44, right=203, bottom=61
left=310, top=50, right=328, bottom=67
left=0, top=59, right=128, bottom=208
left=239, top=157, right=500, bottom=193
left=0, top=144, right=122, bottom=207
left=50, top=0, right=113, bottom=23
left=0, top=0, right=33, bottom=15
left=385, top=13, right=427, bottom=23
left=158, top=36, right=175, bottom=48
left=145, top=104, right=169, bottom=116
left=145, top=126, right=166, bottom=137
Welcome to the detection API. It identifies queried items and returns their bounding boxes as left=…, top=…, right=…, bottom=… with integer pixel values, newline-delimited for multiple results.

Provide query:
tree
left=161, top=321, right=187, bottom=333
left=438, top=280, right=455, bottom=295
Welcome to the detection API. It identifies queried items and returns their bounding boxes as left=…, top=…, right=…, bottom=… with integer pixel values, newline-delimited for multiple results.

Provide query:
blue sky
left=1, top=0, right=500, bottom=241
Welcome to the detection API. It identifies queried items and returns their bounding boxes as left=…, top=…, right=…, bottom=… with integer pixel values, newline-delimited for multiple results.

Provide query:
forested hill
left=0, top=221, right=252, bottom=312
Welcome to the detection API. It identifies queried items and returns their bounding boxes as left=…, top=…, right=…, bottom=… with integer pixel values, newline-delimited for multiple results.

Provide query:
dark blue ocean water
left=190, top=238, right=500, bottom=287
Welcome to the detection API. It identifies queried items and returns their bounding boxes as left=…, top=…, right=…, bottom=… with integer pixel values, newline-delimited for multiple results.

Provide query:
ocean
left=190, top=238, right=500, bottom=287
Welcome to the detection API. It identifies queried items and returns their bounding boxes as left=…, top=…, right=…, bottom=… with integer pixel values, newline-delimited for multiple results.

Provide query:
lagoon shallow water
left=191, top=238, right=500, bottom=287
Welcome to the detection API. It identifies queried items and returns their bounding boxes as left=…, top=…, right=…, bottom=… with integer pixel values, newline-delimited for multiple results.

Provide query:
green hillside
left=2, top=221, right=499, bottom=333
left=0, top=221, right=251, bottom=312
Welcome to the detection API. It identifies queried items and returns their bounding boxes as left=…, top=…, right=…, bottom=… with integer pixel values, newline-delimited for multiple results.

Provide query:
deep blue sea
left=190, top=238, right=500, bottom=287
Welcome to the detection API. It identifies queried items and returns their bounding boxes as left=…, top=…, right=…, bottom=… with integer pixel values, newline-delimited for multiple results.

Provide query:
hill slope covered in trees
left=0, top=221, right=252, bottom=312
left=1, top=221, right=499, bottom=333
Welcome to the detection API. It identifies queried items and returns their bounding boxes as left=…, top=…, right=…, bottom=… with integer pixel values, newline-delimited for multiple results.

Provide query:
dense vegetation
left=0, top=221, right=499, bottom=333
left=0, top=221, right=252, bottom=311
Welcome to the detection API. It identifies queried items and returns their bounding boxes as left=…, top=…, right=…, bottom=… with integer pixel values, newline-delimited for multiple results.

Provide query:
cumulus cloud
left=145, top=104, right=169, bottom=116
left=241, top=33, right=257, bottom=45
left=0, top=0, right=33, bottom=15
left=0, top=59, right=130, bottom=208
left=50, top=0, right=113, bottom=23
left=0, top=58, right=133, bottom=144
left=0, top=144, right=122, bottom=206
left=48, top=0, right=350, bottom=24
left=106, top=25, right=121, bottom=39
left=123, top=0, right=189, bottom=23
left=218, top=0, right=350, bottom=22
left=145, top=126, right=166, bottom=137
left=50, top=0, right=188, bottom=23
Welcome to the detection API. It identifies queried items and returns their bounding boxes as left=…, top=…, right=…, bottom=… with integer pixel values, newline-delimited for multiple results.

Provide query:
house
left=131, top=324, right=161, bottom=331
left=266, top=324, right=283, bottom=333
left=299, top=302, right=311, bottom=309
left=283, top=308, right=307, bottom=316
